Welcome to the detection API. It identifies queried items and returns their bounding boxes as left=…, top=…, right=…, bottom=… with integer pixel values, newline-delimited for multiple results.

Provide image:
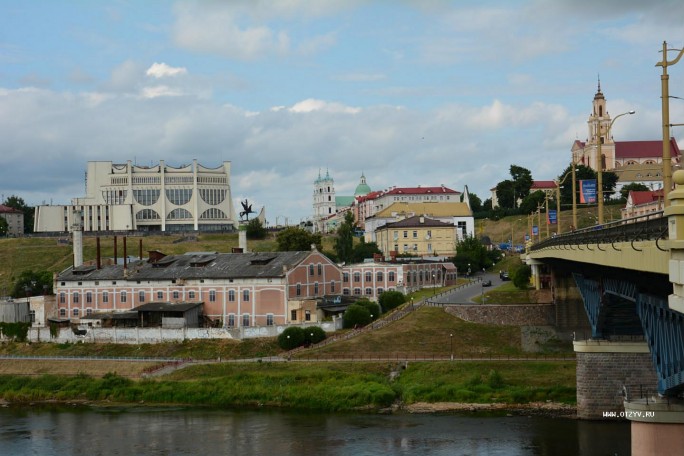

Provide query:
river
left=0, top=406, right=630, bottom=455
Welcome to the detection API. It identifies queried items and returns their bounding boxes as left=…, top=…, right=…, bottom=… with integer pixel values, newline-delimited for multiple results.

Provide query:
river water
left=0, top=406, right=630, bottom=456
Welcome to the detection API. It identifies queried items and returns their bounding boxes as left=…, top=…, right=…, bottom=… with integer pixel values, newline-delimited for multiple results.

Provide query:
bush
left=343, top=304, right=372, bottom=329
left=512, top=264, right=532, bottom=289
left=0, top=322, right=30, bottom=342
left=378, top=290, right=406, bottom=312
left=303, top=326, right=326, bottom=345
left=277, top=327, right=305, bottom=350
left=354, top=299, right=381, bottom=320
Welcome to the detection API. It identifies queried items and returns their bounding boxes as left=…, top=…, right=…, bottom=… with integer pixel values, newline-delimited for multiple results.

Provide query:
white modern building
left=34, top=160, right=238, bottom=233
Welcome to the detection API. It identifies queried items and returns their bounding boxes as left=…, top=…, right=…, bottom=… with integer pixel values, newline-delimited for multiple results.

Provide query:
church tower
left=313, top=169, right=336, bottom=232
left=585, top=78, right=616, bottom=170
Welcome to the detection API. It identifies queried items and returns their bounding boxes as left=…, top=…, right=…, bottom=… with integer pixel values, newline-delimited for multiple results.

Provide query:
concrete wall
left=444, top=304, right=556, bottom=326
left=575, top=340, right=658, bottom=419
left=21, top=321, right=338, bottom=344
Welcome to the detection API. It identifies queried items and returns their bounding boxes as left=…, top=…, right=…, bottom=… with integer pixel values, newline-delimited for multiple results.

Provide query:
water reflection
left=0, top=406, right=630, bottom=456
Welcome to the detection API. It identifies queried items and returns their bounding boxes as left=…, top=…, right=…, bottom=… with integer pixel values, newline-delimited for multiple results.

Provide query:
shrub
left=378, top=290, right=406, bottom=312
left=343, top=304, right=372, bottom=329
left=354, top=299, right=381, bottom=320
left=278, top=327, right=305, bottom=350
left=303, top=326, right=326, bottom=345
left=512, top=264, right=532, bottom=289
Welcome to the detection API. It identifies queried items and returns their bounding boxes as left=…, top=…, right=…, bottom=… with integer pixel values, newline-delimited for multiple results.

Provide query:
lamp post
left=432, top=272, right=436, bottom=295
left=657, top=41, right=684, bottom=206
left=596, top=110, right=635, bottom=224
left=450, top=333, right=453, bottom=361
left=555, top=165, right=579, bottom=234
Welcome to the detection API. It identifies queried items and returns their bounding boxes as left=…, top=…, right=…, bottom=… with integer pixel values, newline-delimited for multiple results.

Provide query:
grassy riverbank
left=0, top=361, right=576, bottom=412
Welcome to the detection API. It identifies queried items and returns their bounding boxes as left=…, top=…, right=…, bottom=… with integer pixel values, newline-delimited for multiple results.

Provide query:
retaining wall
left=444, top=304, right=556, bottom=326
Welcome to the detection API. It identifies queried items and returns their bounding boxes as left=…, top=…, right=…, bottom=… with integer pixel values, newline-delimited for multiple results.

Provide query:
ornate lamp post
left=597, top=110, right=635, bottom=224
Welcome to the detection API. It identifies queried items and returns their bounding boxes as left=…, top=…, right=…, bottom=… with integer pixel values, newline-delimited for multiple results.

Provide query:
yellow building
left=376, top=215, right=456, bottom=258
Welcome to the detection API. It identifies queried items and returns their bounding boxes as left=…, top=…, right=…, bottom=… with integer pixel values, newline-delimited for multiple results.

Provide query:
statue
left=240, top=199, right=255, bottom=221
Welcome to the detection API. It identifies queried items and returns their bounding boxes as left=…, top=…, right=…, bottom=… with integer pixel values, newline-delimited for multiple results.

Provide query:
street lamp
left=596, top=110, right=635, bottom=224
left=432, top=272, right=436, bottom=295
left=555, top=165, right=579, bottom=234
left=450, top=333, right=453, bottom=361
left=657, top=41, right=684, bottom=206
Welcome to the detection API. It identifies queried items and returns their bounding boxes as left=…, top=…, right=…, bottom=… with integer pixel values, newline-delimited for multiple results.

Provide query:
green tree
left=512, top=264, right=532, bottom=289
left=334, top=211, right=356, bottom=263
left=303, top=326, right=327, bottom=345
left=557, top=165, right=617, bottom=204
left=495, top=180, right=516, bottom=210
left=378, top=290, right=406, bottom=312
left=245, top=218, right=267, bottom=240
left=452, top=235, right=489, bottom=273
left=4, top=195, right=33, bottom=234
left=468, top=192, right=483, bottom=213
left=351, top=238, right=382, bottom=263
left=276, top=227, right=322, bottom=251
left=518, top=190, right=546, bottom=215
left=495, top=165, right=533, bottom=210
left=619, top=182, right=650, bottom=200
left=354, top=298, right=381, bottom=320
left=0, top=217, right=7, bottom=237
left=277, top=326, right=305, bottom=350
left=11, top=269, right=53, bottom=298
left=343, top=304, right=372, bottom=328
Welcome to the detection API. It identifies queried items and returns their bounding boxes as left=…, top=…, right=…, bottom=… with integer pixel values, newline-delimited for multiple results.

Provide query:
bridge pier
left=574, top=340, right=657, bottom=419
left=624, top=398, right=684, bottom=456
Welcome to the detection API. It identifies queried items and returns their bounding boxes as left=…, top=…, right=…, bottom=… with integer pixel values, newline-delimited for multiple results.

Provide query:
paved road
left=430, top=272, right=508, bottom=305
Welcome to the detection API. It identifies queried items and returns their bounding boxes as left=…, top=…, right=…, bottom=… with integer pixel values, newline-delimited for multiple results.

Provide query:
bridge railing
left=530, top=211, right=667, bottom=251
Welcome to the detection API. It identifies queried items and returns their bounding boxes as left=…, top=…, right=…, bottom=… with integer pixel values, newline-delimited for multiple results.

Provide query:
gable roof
left=530, top=180, right=557, bottom=190
left=615, top=138, right=680, bottom=159
left=384, top=186, right=460, bottom=196
left=380, top=215, right=454, bottom=229
left=628, top=190, right=664, bottom=206
left=0, top=205, right=22, bottom=214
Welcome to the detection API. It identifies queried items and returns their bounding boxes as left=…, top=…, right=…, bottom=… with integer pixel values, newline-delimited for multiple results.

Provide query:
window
left=267, top=314, right=274, bottom=326
left=365, top=272, right=372, bottom=282
left=102, top=292, right=109, bottom=303
left=172, top=291, right=179, bottom=300
left=403, top=230, right=408, bottom=238
left=59, top=292, right=66, bottom=304
left=403, top=244, right=408, bottom=251
left=314, top=282, right=319, bottom=295
left=394, top=244, right=398, bottom=252
left=305, top=310, right=311, bottom=321
left=309, top=264, right=314, bottom=276
left=60, top=308, right=66, bottom=317
left=365, top=287, right=372, bottom=295
left=73, top=308, right=79, bottom=317
left=121, top=291, right=127, bottom=303
left=389, top=271, right=395, bottom=282
left=243, top=290, right=250, bottom=301
left=242, top=313, right=250, bottom=327
left=139, top=291, right=145, bottom=302
left=73, top=292, right=79, bottom=304
left=189, top=291, right=196, bottom=299
left=343, top=272, right=349, bottom=283
left=227, top=314, right=235, bottom=327
left=86, top=292, right=92, bottom=304
left=318, top=263, right=322, bottom=275
left=86, top=308, right=92, bottom=316
left=413, top=230, right=417, bottom=238
left=209, top=290, right=216, bottom=302
left=29, top=310, right=36, bottom=323
left=331, top=281, right=336, bottom=293
left=343, top=288, right=350, bottom=295
left=376, top=271, right=383, bottom=281
left=428, top=243, right=432, bottom=252
left=296, top=283, right=301, bottom=296
left=353, top=272, right=361, bottom=282
left=157, top=291, right=164, bottom=300
left=377, top=288, right=384, bottom=295
left=354, top=288, right=361, bottom=296
left=291, top=310, right=297, bottom=321
left=228, top=290, right=235, bottom=302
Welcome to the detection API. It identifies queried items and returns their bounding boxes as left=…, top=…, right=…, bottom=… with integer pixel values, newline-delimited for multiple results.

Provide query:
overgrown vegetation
left=0, top=322, right=30, bottom=342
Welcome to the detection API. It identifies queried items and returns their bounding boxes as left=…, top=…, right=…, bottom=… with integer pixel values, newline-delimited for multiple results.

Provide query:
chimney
left=72, top=209, right=83, bottom=268
left=419, top=216, right=425, bottom=224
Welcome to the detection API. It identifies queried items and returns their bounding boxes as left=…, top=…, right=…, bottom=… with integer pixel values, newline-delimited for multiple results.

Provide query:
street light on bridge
left=597, top=110, right=635, bottom=224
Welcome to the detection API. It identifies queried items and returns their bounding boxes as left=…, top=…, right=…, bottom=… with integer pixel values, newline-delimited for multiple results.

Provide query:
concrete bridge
left=524, top=171, right=684, bottom=454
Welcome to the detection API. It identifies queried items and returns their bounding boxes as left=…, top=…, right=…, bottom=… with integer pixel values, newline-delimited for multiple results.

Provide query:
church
left=312, top=170, right=372, bottom=233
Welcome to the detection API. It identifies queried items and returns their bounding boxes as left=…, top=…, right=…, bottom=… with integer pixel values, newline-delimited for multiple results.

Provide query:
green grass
left=0, top=360, right=576, bottom=410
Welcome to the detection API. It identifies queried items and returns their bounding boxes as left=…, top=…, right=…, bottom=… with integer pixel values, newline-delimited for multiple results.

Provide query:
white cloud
left=288, top=98, right=361, bottom=114
left=146, top=62, right=188, bottom=79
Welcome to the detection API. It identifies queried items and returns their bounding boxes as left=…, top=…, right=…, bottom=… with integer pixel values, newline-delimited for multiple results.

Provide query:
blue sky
left=2, top=0, right=684, bottom=224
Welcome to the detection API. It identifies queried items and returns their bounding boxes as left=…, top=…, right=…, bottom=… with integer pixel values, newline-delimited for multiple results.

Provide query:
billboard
left=579, top=179, right=597, bottom=204
left=547, top=209, right=557, bottom=225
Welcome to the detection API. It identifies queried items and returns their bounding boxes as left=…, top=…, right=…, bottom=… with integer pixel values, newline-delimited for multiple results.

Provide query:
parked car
left=482, top=280, right=492, bottom=287
left=499, top=271, right=510, bottom=281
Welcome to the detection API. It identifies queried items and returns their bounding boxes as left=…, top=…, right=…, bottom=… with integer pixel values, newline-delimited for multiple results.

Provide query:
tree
left=619, top=182, right=650, bottom=200
left=495, top=180, right=516, bottom=210
left=278, top=327, right=305, bottom=350
left=343, top=304, right=372, bottom=328
left=557, top=164, right=617, bottom=205
left=334, top=211, right=356, bottom=263
left=0, top=217, right=7, bottom=237
left=518, top=190, right=546, bottom=215
left=354, top=298, right=381, bottom=320
left=512, top=264, right=532, bottom=289
left=11, top=269, right=53, bottom=298
left=3, top=195, right=33, bottom=234
left=276, top=227, right=322, bottom=251
left=303, top=326, right=327, bottom=345
left=468, top=192, right=483, bottom=213
left=245, top=218, right=267, bottom=240
left=351, top=238, right=382, bottom=263
left=510, top=165, right=533, bottom=202
left=378, top=290, right=406, bottom=312
left=452, top=235, right=489, bottom=273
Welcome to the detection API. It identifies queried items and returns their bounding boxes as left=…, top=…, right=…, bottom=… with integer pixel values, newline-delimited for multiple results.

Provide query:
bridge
left=524, top=171, right=684, bottom=453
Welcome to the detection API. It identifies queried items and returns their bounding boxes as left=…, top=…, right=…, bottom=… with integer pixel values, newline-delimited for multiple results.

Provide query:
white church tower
left=313, top=169, right=336, bottom=232
left=585, top=78, right=616, bottom=171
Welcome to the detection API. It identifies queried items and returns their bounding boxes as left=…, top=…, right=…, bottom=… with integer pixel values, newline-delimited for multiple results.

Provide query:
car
left=482, top=280, right=492, bottom=287
left=499, top=271, right=511, bottom=281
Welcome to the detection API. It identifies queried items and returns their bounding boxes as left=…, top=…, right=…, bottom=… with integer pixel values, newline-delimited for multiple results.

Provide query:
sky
left=2, top=0, right=684, bottom=225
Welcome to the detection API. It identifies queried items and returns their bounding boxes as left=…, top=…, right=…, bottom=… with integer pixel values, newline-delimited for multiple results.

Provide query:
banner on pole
left=579, top=179, right=596, bottom=204
left=547, top=209, right=557, bottom=225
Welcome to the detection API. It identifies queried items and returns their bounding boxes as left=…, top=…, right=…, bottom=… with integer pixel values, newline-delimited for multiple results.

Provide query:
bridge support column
left=574, top=340, right=657, bottom=419
left=624, top=398, right=684, bottom=456
left=528, top=259, right=543, bottom=290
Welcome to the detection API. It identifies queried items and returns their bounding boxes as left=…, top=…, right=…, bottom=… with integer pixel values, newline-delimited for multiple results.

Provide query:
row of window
left=342, top=271, right=396, bottom=283
left=60, top=307, right=271, bottom=326
left=60, top=289, right=251, bottom=304
left=308, top=263, right=324, bottom=277
left=134, top=208, right=230, bottom=222
left=342, top=287, right=391, bottom=296
left=295, top=281, right=335, bottom=296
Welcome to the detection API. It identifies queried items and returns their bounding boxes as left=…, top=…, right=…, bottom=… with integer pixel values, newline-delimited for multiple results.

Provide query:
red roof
left=355, top=190, right=383, bottom=203
left=531, top=180, right=557, bottom=190
left=0, top=205, right=22, bottom=214
left=385, top=186, right=460, bottom=195
left=615, top=138, right=680, bottom=159
left=629, top=190, right=664, bottom=206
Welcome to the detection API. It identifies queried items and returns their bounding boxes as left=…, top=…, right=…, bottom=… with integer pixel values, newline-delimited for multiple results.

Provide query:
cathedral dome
left=354, top=173, right=371, bottom=196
